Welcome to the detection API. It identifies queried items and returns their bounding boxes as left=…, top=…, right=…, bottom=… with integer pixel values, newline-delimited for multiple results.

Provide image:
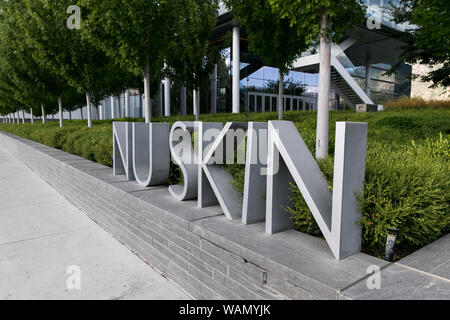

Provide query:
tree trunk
left=80, top=106, right=84, bottom=120
left=69, top=110, right=72, bottom=120
left=30, top=108, right=34, bottom=124
left=110, top=96, right=115, bottom=119
left=58, top=94, right=64, bottom=127
left=278, top=70, right=284, bottom=120
left=164, top=78, right=171, bottom=117
left=143, top=62, right=152, bottom=123
left=316, top=14, right=332, bottom=160
left=21, top=110, right=25, bottom=124
left=85, top=92, right=93, bottom=128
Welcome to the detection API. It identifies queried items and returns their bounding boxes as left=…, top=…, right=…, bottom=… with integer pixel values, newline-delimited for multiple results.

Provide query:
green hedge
left=385, top=97, right=450, bottom=110
left=1, top=109, right=449, bottom=260
left=0, top=121, right=114, bottom=167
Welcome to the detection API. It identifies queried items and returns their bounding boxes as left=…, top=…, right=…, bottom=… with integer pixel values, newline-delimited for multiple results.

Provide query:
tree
left=224, top=0, right=308, bottom=120
left=81, top=0, right=179, bottom=123
left=23, top=0, right=133, bottom=128
left=269, top=0, right=366, bottom=158
left=391, top=0, right=450, bottom=89
left=166, top=0, right=220, bottom=120
left=0, top=0, right=63, bottom=124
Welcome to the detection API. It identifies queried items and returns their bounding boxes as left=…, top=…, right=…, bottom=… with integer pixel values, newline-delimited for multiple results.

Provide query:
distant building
left=411, top=64, right=450, bottom=100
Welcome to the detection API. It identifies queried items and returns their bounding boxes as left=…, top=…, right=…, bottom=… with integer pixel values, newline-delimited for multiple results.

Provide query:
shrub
left=376, top=116, right=419, bottom=131
left=360, top=138, right=449, bottom=257
left=385, top=97, right=450, bottom=110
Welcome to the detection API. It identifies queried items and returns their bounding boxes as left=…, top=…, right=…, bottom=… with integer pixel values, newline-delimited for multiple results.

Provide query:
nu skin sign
left=113, top=121, right=368, bottom=260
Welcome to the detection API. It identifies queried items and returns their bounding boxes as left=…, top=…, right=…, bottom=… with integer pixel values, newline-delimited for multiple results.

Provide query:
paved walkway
left=0, top=145, right=190, bottom=300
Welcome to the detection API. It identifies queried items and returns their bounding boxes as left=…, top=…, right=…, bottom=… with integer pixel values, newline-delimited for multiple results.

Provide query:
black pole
left=385, top=228, right=399, bottom=262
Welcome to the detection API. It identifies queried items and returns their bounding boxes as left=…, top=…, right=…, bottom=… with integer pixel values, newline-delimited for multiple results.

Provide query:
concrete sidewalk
left=0, top=144, right=190, bottom=300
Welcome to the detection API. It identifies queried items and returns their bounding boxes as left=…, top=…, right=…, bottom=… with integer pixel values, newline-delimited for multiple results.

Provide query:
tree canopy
left=391, top=0, right=450, bottom=88
left=268, top=0, right=366, bottom=43
left=80, top=0, right=180, bottom=122
left=166, top=0, right=220, bottom=91
left=0, top=0, right=64, bottom=118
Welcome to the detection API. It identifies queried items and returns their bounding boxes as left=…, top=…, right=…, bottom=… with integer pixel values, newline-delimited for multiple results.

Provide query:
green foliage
left=376, top=116, right=419, bottom=131
left=224, top=0, right=307, bottom=75
left=166, top=0, right=220, bottom=90
left=410, top=133, right=450, bottom=160
left=0, top=121, right=113, bottom=166
left=1, top=108, right=449, bottom=260
left=360, top=137, right=449, bottom=258
left=287, top=157, right=334, bottom=237
left=268, top=0, right=366, bottom=44
left=0, top=0, right=65, bottom=117
left=391, top=0, right=450, bottom=88
left=80, top=0, right=178, bottom=80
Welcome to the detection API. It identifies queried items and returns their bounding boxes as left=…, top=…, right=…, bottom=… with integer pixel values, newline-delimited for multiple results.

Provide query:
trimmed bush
left=385, top=97, right=450, bottom=110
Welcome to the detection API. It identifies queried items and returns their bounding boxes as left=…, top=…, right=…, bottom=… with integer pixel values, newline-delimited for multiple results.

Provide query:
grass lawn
left=1, top=108, right=449, bottom=260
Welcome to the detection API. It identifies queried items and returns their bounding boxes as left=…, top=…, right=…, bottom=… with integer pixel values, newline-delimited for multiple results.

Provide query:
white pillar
left=140, top=93, right=144, bottom=118
left=193, top=88, right=200, bottom=121
left=99, top=104, right=103, bottom=120
left=232, top=25, right=240, bottom=114
left=41, top=102, right=46, bottom=124
left=58, top=95, right=63, bottom=127
left=164, top=77, right=171, bottom=117
left=125, top=90, right=129, bottom=118
left=316, top=14, right=332, bottom=160
left=86, top=93, right=92, bottom=128
left=110, top=96, right=115, bottom=119
left=193, top=89, right=197, bottom=114
left=143, top=63, right=152, bottom=123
